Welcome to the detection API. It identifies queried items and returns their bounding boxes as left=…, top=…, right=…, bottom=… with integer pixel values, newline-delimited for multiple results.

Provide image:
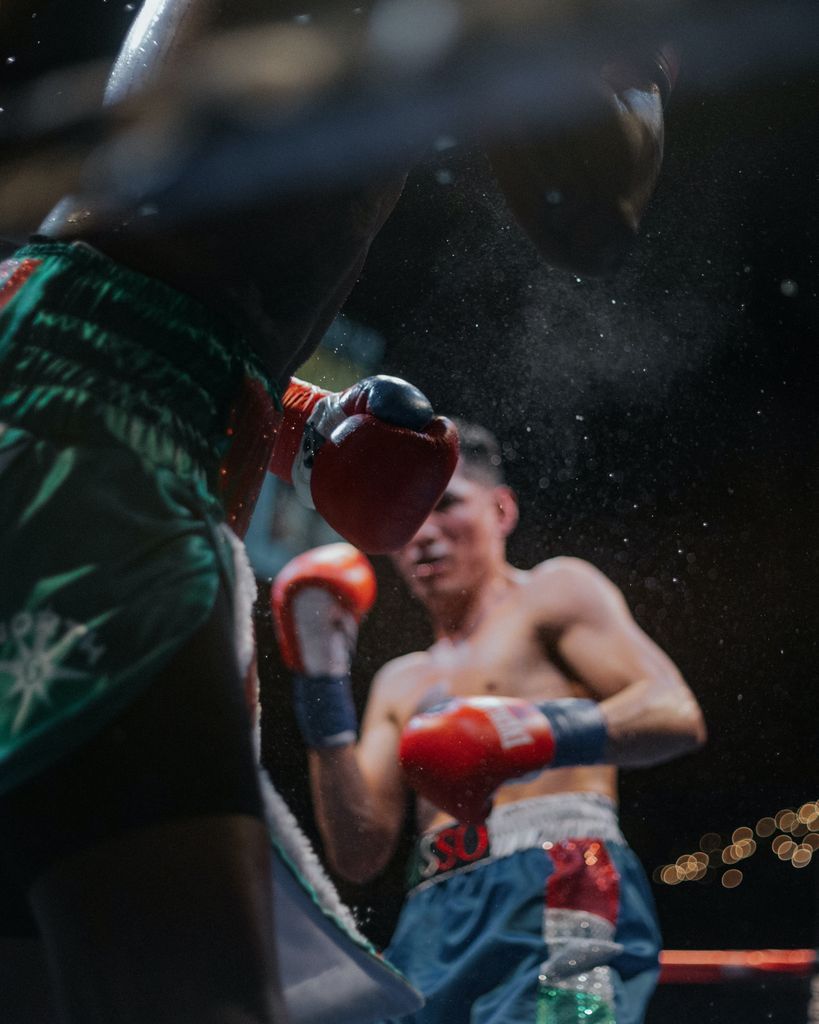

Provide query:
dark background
left=336, top=73, right=819, bottom=951
left=3, top=0, right=817, bottom=1015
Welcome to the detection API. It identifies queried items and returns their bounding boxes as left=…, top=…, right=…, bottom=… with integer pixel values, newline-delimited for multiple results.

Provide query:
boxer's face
left=392, top=464, right=516, bottom=603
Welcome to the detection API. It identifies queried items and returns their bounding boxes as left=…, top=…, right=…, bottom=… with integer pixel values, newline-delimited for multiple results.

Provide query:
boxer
left=0, top=11, right=457, bottom=1024
left=273, top=421, right=706, bottom=1024
left=0, top=0, right=678, bottom=1018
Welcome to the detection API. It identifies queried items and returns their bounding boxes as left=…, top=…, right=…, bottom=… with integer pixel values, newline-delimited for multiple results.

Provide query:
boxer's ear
left=493, top=485, right=519, bottom=538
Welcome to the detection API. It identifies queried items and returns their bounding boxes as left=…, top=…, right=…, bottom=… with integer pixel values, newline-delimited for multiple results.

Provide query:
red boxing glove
left=399, top=697, right=557, bottom=825
left=271, top=543, right=376, bottom=748
left=271, top=542, right=377, bottom=673
left=399, top=696, right=609, bottom=824
left=269, top=375, right=459, bottom=554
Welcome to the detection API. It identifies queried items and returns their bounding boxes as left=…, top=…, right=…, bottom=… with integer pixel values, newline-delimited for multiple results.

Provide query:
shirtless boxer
left=273, top=422, right=707, bottom=1024
left=0, top=2, right=678, bottom=1020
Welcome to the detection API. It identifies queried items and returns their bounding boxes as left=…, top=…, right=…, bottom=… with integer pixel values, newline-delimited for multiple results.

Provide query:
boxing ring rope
left=654, top=950, right=819, bottom=1024
left=650, top=801, right=819, bottom=1017
left=659, top=948, right=817, bottom=984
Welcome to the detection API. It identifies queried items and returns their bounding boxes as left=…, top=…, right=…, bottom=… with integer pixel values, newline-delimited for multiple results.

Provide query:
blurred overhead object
left=0, top=0, right=818, bottom=235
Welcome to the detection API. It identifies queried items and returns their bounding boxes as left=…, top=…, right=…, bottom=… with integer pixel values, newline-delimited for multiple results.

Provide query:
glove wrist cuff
left=269, top=379, right=326, bottom=484
left=292, top=673, right=358, bottom=749
left=290, top=392, right=347, bottom=509
left=536, top=698, right=608, bottom=767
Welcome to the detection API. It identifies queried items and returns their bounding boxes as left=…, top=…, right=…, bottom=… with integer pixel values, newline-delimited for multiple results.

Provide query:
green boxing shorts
left=0, top=240, right=279, bottom=796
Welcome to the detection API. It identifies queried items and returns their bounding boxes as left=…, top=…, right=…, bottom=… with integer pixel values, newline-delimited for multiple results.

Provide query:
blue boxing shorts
left=385, top=793, right=661, bottom=1024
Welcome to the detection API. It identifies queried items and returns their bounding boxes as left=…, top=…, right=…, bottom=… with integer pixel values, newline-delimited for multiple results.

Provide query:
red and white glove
left=399, top=696, right=608, bottom=824
left=269, top=376, right=459, bottom=554
left=271, top=543, right=376, bottom=748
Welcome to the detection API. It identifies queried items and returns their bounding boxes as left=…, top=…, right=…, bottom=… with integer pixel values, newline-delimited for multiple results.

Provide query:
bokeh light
left=657, top=799, right=817, bottom=886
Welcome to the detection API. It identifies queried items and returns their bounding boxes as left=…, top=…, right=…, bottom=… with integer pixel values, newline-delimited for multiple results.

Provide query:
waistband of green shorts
left=0, top=241, right=280, bottom=491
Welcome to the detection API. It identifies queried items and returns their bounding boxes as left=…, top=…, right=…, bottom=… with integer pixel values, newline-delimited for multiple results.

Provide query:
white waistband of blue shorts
left=481, top=792, right=626, bottom=857
left=408, top=793, right=626, bottom=894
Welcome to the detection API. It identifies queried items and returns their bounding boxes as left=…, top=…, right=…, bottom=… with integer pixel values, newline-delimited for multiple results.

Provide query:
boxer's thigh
left=609, top=845, right=662, bottom=1024
left=0, top=425, right=283, bottom=1021
left=388, top=850, right=551, bottom=1024
left=0, top=936, right=59, bottom=1024
left=3, top=591, right=282, bottom=1024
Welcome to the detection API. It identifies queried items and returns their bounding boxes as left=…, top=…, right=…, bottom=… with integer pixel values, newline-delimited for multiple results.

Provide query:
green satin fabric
left=0, top=424, right=234, bottom=793
left=0, top=240, right=279, bottom=494
left=0, top=241, right=278, bottom=792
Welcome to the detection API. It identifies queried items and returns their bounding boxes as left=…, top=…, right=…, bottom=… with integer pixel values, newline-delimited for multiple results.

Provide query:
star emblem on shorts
left=0, top=612, right=96, bottom=735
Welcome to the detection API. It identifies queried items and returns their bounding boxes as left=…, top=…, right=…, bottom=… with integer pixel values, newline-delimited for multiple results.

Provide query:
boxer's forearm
left=308, top=747, right=399, bottom=884
left=108, top=0, right=293, bottom=104
left=599, top=677, right=707, bottom=767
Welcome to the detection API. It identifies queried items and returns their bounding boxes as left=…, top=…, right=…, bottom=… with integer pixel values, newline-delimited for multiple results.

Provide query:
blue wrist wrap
left=292, top=674, right=358, bottom=749
left=536, top=698, right=608, bottom=767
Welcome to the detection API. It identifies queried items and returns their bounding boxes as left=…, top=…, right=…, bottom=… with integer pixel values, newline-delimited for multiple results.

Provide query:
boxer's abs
left=418, top=764, right=618, bottom=834
left=405, top=646, right=618, bottom=834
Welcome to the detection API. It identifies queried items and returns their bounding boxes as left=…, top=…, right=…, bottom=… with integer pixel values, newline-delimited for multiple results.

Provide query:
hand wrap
left=535, top=698, right=608, bottom=767
left=292, top=674, right=358, bottom=749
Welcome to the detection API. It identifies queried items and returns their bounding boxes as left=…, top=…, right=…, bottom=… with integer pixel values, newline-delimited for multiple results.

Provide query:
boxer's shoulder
left=368, top=650, right=439, bottom=726
left=530, top=555, right=607, bottom=583
left=523, top=556, right=626, bottom=622
left=372, top=650, right=436, bottom=696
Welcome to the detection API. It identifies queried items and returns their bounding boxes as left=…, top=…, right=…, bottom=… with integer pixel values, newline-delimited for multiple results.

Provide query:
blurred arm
left=531, top=557, right=706, bottom=766
left=309, top=660, right=411, bottom=884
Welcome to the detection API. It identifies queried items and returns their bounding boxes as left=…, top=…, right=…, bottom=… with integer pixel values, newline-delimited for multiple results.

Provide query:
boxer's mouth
left=413, top=550, right=449, bottom=578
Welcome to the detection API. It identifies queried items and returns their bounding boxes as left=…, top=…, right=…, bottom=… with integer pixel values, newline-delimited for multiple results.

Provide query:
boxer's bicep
left=562, top=591, right=679, bottom=701
left=527, top=557, right=682, bottom=698
left=537, top=562, right=705, bottom=763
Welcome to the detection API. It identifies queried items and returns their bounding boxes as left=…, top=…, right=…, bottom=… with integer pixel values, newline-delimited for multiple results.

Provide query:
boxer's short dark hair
left=451, top=419, right=505, bottom=486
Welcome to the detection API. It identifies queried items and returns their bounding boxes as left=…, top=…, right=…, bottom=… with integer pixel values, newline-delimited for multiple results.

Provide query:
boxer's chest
left=418, top=601, right=582, bottom=711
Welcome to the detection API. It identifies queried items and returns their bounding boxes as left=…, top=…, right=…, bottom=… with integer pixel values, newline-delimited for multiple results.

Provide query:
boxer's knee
left=30, top=814, right=281, bottom=1024
left=0, top=588, right=283, bottom=1022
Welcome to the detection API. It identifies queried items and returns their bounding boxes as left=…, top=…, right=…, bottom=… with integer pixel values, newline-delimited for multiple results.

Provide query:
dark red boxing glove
left=269, top=376, right=459, bottom=554
left=399, top=696, right=608, bottom=824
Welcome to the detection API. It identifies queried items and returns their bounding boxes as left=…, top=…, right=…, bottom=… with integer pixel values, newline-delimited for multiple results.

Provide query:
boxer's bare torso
left=364, top=562, right=618, bottom=835
left=308, top=463, right=703, bottom=884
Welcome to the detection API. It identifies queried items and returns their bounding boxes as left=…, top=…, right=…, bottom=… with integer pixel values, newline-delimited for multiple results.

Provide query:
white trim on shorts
left=411, top=792, right=626, bottom=894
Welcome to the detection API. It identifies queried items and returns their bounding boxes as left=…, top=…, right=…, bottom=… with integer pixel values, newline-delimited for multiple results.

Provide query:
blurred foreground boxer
left=0, top=8, right=458, bottom=1024
left=273, top=422, right=706, bottom=1024
left=0, top=0, right=677, bottom=1018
